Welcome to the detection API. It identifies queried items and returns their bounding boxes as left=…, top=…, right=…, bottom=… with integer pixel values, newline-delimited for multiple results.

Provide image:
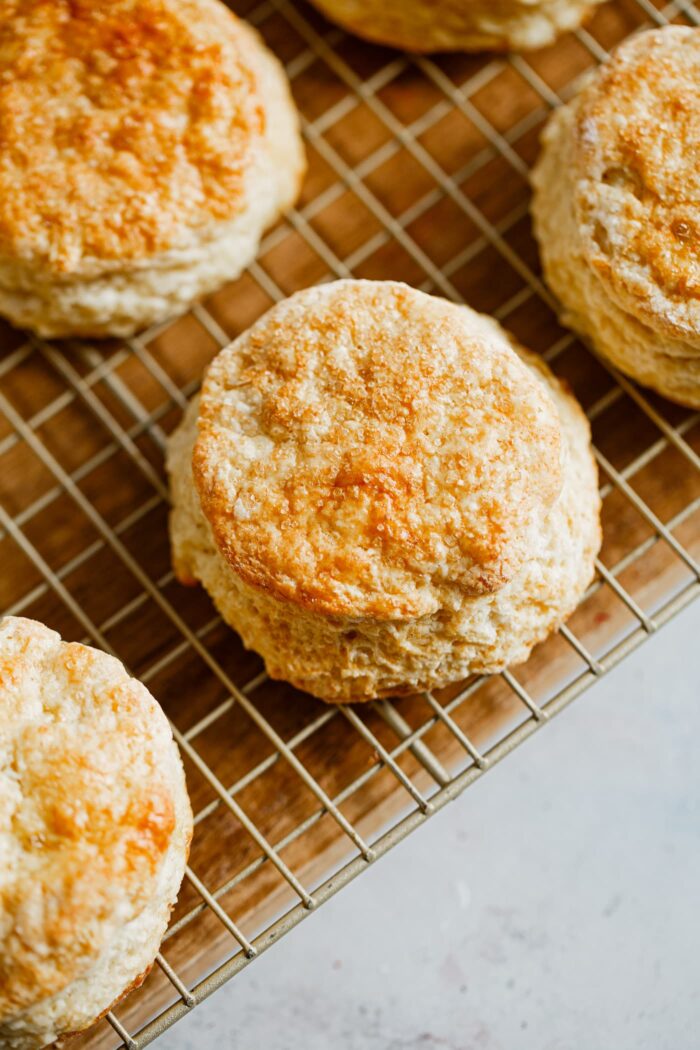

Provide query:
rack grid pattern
left=1, top=0, right=699, bottom=1046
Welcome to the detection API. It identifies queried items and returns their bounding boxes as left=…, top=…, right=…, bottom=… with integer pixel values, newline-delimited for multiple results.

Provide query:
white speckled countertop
left=166, top=603, right=700, bottom=1050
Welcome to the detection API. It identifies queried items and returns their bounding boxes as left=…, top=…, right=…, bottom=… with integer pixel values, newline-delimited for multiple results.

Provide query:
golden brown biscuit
left=0, top=617, right=193, bottom=1050
left=532, top=26, right=700, bottom=408
left=167, top=280, right=601, bottom=702
left=0, top=0, right=305, bottom=339
left=306, top=0, right=606, bottom=52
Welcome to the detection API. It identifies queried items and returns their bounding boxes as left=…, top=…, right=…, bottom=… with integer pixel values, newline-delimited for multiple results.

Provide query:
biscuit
left=306, top=0, right=606, bottom=52
left=532, top=26, right=700, bottom=409
left=167, top=280, right=601, bottom=703
left=0, top=0, right=305, bottom=339
left=0, top=617, right=193, bottom=1050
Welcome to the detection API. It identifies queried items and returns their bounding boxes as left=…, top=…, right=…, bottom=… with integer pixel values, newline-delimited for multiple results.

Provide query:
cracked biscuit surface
left=0, top=616, right=192, bottom=1050
left=168, top=280, right=601, bottom=702
left=532, top=26, right=700, bottom=408
left=0, top=0, right=304, bottom=338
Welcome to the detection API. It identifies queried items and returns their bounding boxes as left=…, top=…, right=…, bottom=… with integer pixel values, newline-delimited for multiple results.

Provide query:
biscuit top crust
left=0, top=0, right=265, bottom=275
left=193, top=281, right=562, bottom=619
left=573, top=26, right=700, bottom=341
left=0, top=617, right=181, bottom=1019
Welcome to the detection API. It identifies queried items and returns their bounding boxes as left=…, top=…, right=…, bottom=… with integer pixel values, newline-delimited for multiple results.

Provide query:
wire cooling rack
left=0, top=0, right=699, bottom=1045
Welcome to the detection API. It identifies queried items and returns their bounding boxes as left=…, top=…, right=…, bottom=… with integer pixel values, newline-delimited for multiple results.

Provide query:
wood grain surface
left=1, top=0, right=698, bottom=1046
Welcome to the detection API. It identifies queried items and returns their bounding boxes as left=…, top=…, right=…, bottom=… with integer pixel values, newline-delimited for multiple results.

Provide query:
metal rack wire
left=0, top=0, right=698, bottom=1046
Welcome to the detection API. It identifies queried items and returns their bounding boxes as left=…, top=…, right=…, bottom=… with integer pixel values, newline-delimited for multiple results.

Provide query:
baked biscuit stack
left=0, top=617, right=192, bottom=1050
left=532, top=27, right=700, bottom=408
left=168, top=280, right=601, bottom=702
left=0, top=0, right=304, bottom=338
